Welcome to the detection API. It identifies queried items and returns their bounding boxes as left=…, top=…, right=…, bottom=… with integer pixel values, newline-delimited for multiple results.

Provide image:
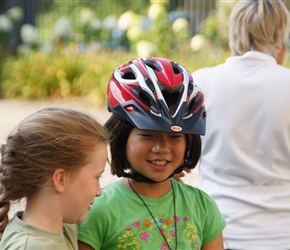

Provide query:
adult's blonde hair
left=229, top=0, right=290, bottom=56
left=0, top=107, right=108, bottom=237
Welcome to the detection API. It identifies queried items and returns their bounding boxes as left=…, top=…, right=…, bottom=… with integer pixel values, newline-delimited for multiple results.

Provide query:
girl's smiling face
left=126, top=128, right=186, bottom=182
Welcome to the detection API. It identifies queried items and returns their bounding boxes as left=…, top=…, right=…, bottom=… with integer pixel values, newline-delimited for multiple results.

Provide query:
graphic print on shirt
left=117, top=213, right=200, bottom=249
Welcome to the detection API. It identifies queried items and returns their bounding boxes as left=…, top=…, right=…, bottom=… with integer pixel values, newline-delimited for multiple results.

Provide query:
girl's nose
left=95, top=183, right=102, bottom=197
left=151, top=139, right=170, bottom=154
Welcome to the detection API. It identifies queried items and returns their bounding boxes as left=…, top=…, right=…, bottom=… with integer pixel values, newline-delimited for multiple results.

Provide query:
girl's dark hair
left=104, top=115, right=201, bottom=178
left=0, top=107, right=109, bottom=237
left=104, top=115, right=133, bottom=177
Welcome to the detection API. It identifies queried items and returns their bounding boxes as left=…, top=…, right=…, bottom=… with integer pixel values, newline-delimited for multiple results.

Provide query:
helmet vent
left=171, top=62, right=182, bottom=74
left=139, top=91, right=151, bottom=107
left=122, top=69, right=136, bottom=79
left=143, top=59, right=162, bottom=72
left=162, top=90, right=180, bottom=112
left=131, top=87, right=161, bottom=115
left=186, top=94, right=203, bottom=115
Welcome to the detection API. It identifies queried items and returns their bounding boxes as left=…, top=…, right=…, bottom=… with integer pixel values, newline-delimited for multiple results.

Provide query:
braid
left=0, top=145, right=10, bottom=238
left=0, top=196, right=10, bottom=238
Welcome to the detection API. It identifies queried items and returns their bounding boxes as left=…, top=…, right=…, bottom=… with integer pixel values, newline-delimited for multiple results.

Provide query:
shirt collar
left=226, top=51, right=277, bottom=64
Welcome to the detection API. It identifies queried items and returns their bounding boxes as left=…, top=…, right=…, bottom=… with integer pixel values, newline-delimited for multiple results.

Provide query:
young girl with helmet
left=78, top=57, right=226, bottom=250
left=0, top=107, right=108, bottom=250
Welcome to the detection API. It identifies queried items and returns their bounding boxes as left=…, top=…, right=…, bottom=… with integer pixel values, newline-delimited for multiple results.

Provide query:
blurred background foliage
left=0, top=0, right=289, bottom=106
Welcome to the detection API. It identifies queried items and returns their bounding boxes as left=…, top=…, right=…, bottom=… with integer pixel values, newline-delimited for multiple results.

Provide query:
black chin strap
left=121, top=157, right=192, bottom=184
left=121, top=171, right=164, bottom=183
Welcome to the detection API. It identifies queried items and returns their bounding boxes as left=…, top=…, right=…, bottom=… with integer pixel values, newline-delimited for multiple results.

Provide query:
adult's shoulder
left=191, top=63, right=226, bottom=88
left=192, top=61, right=226, bottom=75
left=275, top=63, right=290, bottom=74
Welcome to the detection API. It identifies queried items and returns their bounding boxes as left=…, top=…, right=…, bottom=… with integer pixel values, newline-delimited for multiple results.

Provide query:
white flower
left=190, top=34, right=206, bottom=51
left=126, top=24, right=143, bottom=42
left=136, top=40, right=157, bottom=57
left=79, top=8, right=95, bottom=26
left=102, top=15, right=118, bottom=30
left=172, top=17, right=189, bottom=33
left=90, top=18, right=102, bottom=31
left=117, top=11, right=136, bottom=30
left=7, top=6, right=23, bottom=22
left=148, top=2, right=165, bottom=20
left=0, top=14, right=13, bottom=32
left=17, top=44, right=30, bottom=54
left=53, top=17, right=73, bottom=41
left=20, top=24, right=38, bottom=45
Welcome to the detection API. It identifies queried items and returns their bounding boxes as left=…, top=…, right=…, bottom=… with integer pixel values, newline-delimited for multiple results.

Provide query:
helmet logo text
left=170, top=125, right=182, bottom=132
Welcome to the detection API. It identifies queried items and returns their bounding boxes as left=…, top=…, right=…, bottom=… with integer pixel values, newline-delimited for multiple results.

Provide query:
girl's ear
left=52, top=169, right=68, bottom=193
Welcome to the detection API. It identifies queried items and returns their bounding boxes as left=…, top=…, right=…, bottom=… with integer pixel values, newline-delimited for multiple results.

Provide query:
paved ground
left=0, top=99, right=200, bottom=217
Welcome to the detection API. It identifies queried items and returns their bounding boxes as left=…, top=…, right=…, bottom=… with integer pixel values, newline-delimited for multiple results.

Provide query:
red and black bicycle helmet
left=107, top=57, right=206, bottom=135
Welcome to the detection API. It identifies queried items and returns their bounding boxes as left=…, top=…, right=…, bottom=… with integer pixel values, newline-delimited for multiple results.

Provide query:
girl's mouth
left=150, top=160, right=167, bottom=166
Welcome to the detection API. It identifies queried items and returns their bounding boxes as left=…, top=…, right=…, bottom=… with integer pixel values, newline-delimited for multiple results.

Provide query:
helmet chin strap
left=122, top=171, right=165, bottom=183
left=122, top=158, right=192, bottom=184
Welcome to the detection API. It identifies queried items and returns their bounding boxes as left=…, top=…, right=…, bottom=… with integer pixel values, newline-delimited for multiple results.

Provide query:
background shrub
left=1, top=1, right=289, bottom=107
left=0, top=45, right=230, bottom=106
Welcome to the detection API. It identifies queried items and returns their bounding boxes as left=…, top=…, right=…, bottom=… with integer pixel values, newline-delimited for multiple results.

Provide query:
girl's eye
left=171, top=134, right=183, bottom=139
left=140, top=134, right=153, bottom=137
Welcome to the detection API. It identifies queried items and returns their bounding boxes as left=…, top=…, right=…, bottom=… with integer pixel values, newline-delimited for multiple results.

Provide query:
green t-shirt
left=0, top=214, right=78, bottom=250
left=78, top=179, right=226, bottom=250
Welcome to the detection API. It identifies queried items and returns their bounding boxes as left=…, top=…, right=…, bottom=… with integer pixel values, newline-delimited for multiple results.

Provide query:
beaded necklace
left=128, top=178, right=178, bottom=250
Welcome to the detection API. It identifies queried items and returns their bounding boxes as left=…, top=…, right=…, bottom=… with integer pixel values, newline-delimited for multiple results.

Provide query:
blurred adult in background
left=192, top=0, right=290, bottom=249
